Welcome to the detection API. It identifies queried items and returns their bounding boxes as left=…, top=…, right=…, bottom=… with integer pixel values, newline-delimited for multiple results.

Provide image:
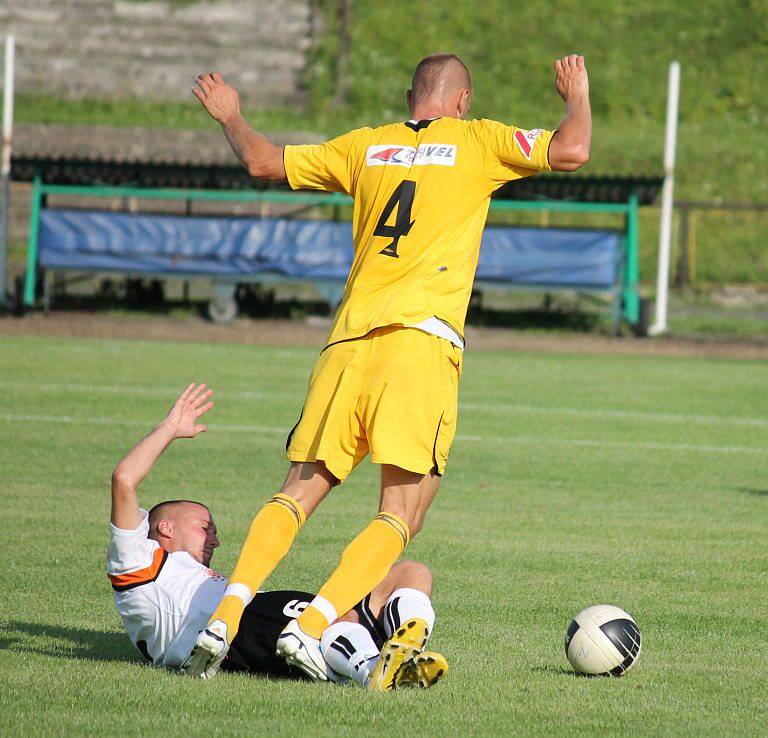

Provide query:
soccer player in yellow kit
left=184, top=53, right=591, bottom=686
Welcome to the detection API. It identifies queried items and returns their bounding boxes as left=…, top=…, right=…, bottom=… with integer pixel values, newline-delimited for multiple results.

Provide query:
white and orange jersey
left=107, top=510, right=227, bottom=668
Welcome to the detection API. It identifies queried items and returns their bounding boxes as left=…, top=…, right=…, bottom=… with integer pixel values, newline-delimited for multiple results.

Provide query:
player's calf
left=321, top=621, right=381, bottom=686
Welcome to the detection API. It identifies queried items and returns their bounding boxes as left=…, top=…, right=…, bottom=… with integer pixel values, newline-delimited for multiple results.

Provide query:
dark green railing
left=24, top=179, right=640, bottom=324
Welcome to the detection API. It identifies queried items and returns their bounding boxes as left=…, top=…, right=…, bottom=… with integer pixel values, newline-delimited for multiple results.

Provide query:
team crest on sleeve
left=367, top=144, right=457, bottom=167
left=513, top=128, right=543, bottom=160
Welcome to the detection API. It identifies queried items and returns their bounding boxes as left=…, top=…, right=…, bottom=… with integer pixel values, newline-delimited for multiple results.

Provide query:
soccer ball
left=564, top=605, right=642, bottom=676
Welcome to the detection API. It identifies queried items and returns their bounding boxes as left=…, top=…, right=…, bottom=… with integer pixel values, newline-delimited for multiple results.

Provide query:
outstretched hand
left=554, top=55, right=589, bottom=102
left=162, top=383, right=214, bottom=439
left=193, top=72, right=241, bottom=124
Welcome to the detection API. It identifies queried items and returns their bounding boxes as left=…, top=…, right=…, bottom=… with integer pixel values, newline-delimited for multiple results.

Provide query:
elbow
left=246, top=147, right=285, bottom=181
left=246, top=159, right=266, bottom=178
left=247, top=162, right=284, bottom=182
left=111, top=467, right=125, bottom=487
left=111, top=466, right=133, bottom=493
left=571, top=145, right=590, bottom=169
left=552, top=146, right=590, bottom=172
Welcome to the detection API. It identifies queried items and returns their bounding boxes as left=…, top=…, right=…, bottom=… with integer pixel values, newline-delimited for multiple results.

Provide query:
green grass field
left=1, top=334, right=766, bottom=736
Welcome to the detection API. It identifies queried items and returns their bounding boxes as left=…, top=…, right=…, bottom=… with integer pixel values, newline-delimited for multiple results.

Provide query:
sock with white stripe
left=206, top=493, right=306, bottom=643
left=296, top=512, right=410, bottom=639
left=383, top=587, right=435, bottom=640
left=320, top=621, right=380, bottom=687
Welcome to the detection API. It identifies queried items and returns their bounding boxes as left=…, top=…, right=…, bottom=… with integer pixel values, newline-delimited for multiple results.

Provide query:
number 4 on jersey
left=374, top=180, right=416, bottom=258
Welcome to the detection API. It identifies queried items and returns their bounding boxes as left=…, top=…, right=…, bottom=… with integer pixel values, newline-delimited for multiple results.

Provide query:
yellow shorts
left=286, top=326, right=463, bottom=482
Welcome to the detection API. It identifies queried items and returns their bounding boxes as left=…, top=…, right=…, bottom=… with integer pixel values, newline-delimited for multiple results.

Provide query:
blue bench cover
left=39, top=210, right=622, bottom=290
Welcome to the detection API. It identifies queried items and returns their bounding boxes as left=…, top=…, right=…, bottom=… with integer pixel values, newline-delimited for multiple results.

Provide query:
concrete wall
left=0, top=0, right=316, bottom=105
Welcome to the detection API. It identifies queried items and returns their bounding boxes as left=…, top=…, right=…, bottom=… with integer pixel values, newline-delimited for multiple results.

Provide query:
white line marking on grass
left=2, top=414, right=284, bottom=435
left=457, top=434, right=766, bottom=455
left=460, top=402, right=768, bottom=428
left=0, top=381, right=288, bottom=401
left=3, top=414, right=765, bottom=455
left=5, top=381, right=767, bottom=427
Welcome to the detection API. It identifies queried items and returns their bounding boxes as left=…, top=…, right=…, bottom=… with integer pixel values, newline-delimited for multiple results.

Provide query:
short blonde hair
left=411, top=53, right=471, bottom=105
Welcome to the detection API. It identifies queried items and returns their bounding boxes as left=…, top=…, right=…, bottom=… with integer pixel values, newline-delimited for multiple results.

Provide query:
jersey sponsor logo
left=369, top=146, right=412, bottom=165
left=513, top=128, right=543, bottom=160
left=366, top=144, right=457, bottom=168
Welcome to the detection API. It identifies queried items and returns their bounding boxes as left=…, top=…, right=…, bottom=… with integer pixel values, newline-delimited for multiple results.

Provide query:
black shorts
left=221, top=590, right=388, bottom=679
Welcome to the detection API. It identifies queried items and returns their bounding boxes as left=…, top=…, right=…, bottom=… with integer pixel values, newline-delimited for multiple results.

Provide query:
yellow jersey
left=283, top=117, right=554, bottom=345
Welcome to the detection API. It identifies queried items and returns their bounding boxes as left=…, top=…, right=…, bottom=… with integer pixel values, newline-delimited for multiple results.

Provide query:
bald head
left=409, top=53, right=472, bottom=114
left=148, top=500, right=209, bottom=534
left=147, top=499, right=219, bottom=566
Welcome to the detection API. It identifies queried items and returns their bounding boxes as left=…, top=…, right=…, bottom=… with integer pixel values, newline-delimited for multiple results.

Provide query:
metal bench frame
left=23, top=178, right=641, bottom=329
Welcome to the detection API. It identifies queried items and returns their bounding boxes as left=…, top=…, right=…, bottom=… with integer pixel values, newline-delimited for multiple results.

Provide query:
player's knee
left=332, top=608, right=361, bottom=626
left=279, top=461, right=335, bottom=517
left=394, top=559, right=433, bottom=594
left=407, top=509, right=429, bottom=537
left=392, top=510, right=421, bottom=537
left=407, top=516, right=422, bottom=537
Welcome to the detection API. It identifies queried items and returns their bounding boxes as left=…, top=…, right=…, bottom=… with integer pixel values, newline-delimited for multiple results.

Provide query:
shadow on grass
left=466, top=304, right=603, bottom=332
left=736, top=487, right=768, bottom=497
left=531, top=664, right=608, bottom=678
left=0, top=620, right=141, bottom=665
left=0, top=621, right=308, bottom=682
left=35, top=277, right=611, bottom=332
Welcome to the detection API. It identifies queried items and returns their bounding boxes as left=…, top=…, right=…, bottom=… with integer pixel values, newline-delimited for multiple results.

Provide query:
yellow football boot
left=395, top=650, right=448, bottom=689
left=367, top=618, right=429, bottom=692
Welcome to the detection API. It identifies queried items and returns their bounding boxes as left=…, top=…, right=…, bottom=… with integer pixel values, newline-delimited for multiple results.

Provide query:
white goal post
left=649, top=61, right=681, bottom=336
left=1, top=34, right=15, bottom=307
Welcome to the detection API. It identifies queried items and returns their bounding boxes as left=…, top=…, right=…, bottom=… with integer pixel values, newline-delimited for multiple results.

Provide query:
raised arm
left=548, top=55, right=591, bottom=172
left=193, top=72, right=286, bottom=181
left=110, top=383, right=214, bottom=529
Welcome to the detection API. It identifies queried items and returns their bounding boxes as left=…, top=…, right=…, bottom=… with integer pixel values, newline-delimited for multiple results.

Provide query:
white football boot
left=180, top=619, right=229, bottom=679
left=275, top=619, right=329, bottom=681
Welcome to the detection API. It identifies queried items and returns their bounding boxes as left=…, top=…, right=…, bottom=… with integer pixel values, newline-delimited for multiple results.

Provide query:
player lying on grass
left=108, top=384, right=446, bottom=689
left=184, top=52, right=590, bottom=681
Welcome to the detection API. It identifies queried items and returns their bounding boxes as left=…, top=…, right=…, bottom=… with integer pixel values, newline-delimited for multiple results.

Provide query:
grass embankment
left=14, top=1, right=768, bottom=284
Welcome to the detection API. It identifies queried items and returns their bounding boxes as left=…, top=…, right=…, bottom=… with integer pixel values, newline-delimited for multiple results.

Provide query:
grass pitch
left=1, top=333, right=766, bottom=736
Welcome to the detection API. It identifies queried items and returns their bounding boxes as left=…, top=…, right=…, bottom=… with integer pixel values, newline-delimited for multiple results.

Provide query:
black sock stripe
left=391, top=597, right=401, bottom=631
left=374, top=513, right=409, bottom=547
left=385, top=601, right=396, bottom=637
left=335, top=635, right=357, bottom=657
left=268, top=496, right=302, bottom=528
left=386, top=515, right=410, bottom=544
left=361, top=596, right=378, bottom=631
left=330, top=640, right=354, bottom=659
left=359, top=595, right=387, bottom=645
left=353, top=654, right=380, bottom=672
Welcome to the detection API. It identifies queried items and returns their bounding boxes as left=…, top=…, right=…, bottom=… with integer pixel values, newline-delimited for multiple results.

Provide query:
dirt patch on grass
left=2, top=311, right=768, bottom=360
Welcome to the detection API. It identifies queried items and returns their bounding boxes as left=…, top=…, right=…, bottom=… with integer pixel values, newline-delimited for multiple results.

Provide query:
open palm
left=163, top=383, right=214, bottom=439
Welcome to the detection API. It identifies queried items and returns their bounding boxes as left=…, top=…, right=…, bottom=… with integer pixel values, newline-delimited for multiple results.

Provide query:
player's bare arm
left=110, top=383, right=214, bottom=529
left=193, top=72, right=286, bottom=181
left=548, top=54, right=591, bottom=172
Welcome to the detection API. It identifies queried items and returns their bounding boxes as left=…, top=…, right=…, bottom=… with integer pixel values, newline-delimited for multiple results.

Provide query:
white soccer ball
left=564, top=604, right=642, bottom=676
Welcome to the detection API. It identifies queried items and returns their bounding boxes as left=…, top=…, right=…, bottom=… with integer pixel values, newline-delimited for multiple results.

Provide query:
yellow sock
left=297, top=512, right=410, bottom=639
left=210, top=493, right=306, bottom=641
